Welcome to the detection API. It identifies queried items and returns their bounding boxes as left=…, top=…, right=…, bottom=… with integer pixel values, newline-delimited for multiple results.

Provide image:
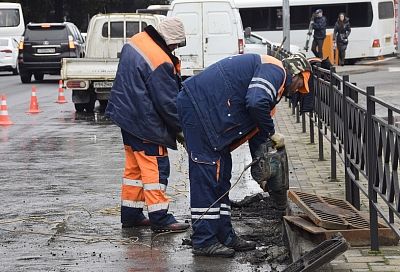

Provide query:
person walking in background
left=334, top=13, right=351, bottom=66
left=106, top=18, right=189, bottom=233
left=311, top=9, right=327, bottom=58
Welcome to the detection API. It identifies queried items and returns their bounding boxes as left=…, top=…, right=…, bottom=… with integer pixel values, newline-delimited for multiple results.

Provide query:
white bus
left=234, top=0, right=396, bottom=61
left=0, top=3, right=25, bottom=41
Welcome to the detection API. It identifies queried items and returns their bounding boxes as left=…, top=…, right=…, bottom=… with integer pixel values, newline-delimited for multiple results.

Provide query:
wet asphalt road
left=0, top=73, right=272, bottom=271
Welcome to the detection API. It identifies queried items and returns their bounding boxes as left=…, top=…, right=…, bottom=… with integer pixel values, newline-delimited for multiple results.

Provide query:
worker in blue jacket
left=106, top=18, right=189, bottom=233
left=177, top=53, right=311, bottom=257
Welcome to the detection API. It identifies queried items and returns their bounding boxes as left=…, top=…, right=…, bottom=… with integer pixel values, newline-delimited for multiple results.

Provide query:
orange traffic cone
left=56, top=80, right=67, bottom=104
left=0, top=95, right=13, bottom=126
left=26, top=86, right=41, bottom=114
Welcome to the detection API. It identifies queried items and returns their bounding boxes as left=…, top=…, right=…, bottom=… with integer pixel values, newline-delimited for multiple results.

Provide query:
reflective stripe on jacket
left=106, top=26, right=181, bottom=149
left=182, top=54, right=289, bottom=151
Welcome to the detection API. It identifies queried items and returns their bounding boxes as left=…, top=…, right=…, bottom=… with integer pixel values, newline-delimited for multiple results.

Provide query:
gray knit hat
left=156, top=17, right=186, bottom=46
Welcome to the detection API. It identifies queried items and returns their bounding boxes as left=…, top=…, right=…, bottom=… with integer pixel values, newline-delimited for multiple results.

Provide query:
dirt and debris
left=231, top=193, right=291, bottom=271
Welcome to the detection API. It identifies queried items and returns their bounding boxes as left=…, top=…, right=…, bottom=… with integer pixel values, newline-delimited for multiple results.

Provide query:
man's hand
left=270, top=133, right=285, bottom=149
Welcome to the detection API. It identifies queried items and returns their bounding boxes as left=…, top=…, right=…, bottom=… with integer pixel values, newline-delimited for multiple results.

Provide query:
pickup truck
left=61, top=13, right=165, bottom=112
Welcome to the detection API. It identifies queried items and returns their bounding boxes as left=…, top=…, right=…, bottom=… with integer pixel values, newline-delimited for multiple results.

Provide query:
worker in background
left=177, top=53, right=311, bottom=257
left=106, top=18, right=189, bottom=233
left=333, top=13, right=351, bottom=66
left=311, top=9, right=327, bottom=58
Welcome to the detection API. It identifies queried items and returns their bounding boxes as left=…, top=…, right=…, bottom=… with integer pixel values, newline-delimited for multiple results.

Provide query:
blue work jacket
left=182, top=54, right=290, bottom=151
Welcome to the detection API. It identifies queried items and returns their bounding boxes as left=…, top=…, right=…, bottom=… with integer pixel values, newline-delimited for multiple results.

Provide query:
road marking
left=388, top=67, right=400, bottom=72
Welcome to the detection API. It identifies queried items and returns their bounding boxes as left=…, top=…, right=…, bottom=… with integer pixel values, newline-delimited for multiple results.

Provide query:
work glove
left=270, top=133, right=285, bottom=149
left=176, top=132, right=186, bottom=149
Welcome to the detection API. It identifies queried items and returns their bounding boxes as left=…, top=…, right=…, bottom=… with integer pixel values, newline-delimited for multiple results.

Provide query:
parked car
left=18, top=22, right=85, bottom=83
left=0, top=37, right=19, bottom=74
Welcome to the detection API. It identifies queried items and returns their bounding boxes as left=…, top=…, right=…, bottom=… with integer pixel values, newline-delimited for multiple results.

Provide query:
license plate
left=37, top=48, right=55, bottom=54
left=93, top=81, right=113, bottom=88
left=180, top=55, right=198, bottom=63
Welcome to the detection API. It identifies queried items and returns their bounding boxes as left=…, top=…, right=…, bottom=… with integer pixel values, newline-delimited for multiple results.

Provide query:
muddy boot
left=226, top=236, right=256, bottom=252
left=192, top=242, right=235, bottom=258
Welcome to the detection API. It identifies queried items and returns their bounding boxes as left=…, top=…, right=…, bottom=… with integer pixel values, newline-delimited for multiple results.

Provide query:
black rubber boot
left=192, top=242, right=235, bottom=258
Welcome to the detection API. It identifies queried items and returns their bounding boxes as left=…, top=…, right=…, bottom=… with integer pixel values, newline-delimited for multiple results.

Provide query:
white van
left=0, top=3, right=25, bottom=41
left=168, top=0, right=244, bottom=77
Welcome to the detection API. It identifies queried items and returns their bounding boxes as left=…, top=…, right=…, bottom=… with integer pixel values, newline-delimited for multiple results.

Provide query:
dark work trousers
left=311, top=38, right=324, bottom=58
left=177, top=91, right=236, bottom=249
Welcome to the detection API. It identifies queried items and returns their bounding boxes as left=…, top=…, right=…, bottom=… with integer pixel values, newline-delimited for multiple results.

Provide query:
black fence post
left=302, top=113, right=306, bottom=133
left=296, top=105, right=301, bottom=123
left=317, top=70, right=324, bottom=161
left=330, top=67, right=337, bottom=181
left=366, top=86, right=379, bottom=251
left=343, top=75, right=351, bottom=203
left=309, top=113, right=315, bottom=143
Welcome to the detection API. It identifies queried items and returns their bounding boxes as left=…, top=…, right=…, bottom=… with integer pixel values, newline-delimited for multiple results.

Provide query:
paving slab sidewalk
left=274, top=102, right=400, bottom=272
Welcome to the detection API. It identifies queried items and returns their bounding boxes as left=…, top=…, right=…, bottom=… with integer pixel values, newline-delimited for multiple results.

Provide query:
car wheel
left=99, top=100, right=108, bottom=113
left=84, top=93, right=96, bottom=113
left=34, top=73, right=44, bottom=81
left=74, top=103, right=85, bottom=113
left=20, top=71, right=32, bottom=83
left=12, top=62, right=19, bottom=75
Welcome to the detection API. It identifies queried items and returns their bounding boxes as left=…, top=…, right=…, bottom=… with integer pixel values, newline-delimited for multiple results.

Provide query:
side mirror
left=244, top=27, right=251, bottom=39
left=262, top=39, right=267, bottom=45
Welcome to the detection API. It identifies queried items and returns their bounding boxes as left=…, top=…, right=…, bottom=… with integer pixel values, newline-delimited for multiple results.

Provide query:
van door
left=171, top=2, right=203, bottom=73
left=203, top=2, right=239, bottom=67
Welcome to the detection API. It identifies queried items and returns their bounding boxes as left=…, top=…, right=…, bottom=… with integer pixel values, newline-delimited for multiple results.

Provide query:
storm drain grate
left=283, top=233, right=349, bottom=272
left=288, top=191, right=370, bottom=230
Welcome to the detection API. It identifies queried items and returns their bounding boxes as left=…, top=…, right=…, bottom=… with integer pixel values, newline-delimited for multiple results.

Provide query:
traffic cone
left=56, top=80, right=67, bottom=104
left=0, top=95, right=13, bottom=126
left=26, top=86, right=41, bottom=114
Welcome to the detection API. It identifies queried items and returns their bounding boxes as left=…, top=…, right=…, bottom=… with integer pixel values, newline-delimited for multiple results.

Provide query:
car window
left=0, top=9, right=20, bottom=27
left=25, top=27, right=68, bottom=41
left=0, top=39, right=9, bottom=46
left=378, top=1, right=394, bottom=19
left=102, top=21, right=148, bottom=38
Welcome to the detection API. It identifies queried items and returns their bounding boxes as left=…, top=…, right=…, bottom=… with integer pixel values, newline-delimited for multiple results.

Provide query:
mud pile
left=232, top=193, right=290, bottom=271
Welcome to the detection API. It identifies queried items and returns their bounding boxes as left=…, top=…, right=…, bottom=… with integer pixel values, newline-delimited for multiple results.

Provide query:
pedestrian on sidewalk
left=106, top=18, right=189, bottom=233
left=333, top=13, right=351, bottom=66
left=311, top=9, right=327, bottom=58
left=177, top=53, right=312, bottom=257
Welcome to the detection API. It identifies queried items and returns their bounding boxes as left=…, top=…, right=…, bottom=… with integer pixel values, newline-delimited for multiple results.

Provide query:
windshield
left=0, top=9, right=20, bottom=27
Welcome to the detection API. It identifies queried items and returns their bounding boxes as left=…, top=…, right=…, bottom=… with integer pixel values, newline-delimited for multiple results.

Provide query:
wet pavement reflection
left=1, top=104, right=283, bottom=271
